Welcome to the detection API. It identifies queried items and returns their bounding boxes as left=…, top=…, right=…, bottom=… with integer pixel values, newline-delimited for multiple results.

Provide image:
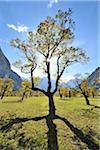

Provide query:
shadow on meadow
left=0, top=113, right=99, bottom=150
left=90, top=104, right=100, bottom=109
left=2, top=100, right=21, bottom=103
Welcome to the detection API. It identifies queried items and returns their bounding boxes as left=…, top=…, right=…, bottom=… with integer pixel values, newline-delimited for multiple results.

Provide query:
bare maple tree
left=11, top=9, right=89, bottom=117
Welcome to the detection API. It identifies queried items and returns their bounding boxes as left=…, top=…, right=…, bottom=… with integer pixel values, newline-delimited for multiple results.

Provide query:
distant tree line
left=0, top=77, right=99, bottom=102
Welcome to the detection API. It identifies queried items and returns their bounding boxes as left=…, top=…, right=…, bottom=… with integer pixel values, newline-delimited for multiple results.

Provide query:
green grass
left=0, top=96, right=99, bottom=150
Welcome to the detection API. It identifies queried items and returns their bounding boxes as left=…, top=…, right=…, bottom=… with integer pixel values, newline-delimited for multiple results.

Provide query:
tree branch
left=49, top=32, right=65, bottom=58
left=46, top=42, right=52, bottom=93
left=57, top=55, right=61, bottom=77
left=31, top=66, right=47, bottom=96
left=37, top=49, right=46, bottom=57
left=52, top=60, right=73, bottom=94
left=24, top=51, right=34, bottom=63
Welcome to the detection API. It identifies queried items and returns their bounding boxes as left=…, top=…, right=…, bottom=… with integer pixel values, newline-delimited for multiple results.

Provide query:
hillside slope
left=87, top=67, right=100, bottom=89
left=0, top=48, right=22, bottom=90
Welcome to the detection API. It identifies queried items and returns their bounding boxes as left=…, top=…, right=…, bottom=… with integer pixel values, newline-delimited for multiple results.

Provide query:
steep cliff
left=0, top=48, right=22, bottom=90
left=87, top=67, right=100, bottom=89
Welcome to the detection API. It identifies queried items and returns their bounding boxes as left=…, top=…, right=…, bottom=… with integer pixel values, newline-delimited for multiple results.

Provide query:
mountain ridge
left=87, top=67, right=100, bottom=89
left=39, top=67, right=100, bottom=90
left=0, top=47, right=22, bottom=90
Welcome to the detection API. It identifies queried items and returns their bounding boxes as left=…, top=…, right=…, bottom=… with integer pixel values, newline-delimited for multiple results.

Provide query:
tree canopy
left=11, top=9, right=89, bottom=97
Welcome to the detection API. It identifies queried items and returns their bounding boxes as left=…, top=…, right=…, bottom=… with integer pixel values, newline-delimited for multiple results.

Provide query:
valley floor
left=0, top=96, right=99, bottom=150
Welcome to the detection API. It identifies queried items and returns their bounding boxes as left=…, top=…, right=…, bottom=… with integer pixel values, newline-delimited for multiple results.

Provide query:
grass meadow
left=0, top=96, right=99, bottom=150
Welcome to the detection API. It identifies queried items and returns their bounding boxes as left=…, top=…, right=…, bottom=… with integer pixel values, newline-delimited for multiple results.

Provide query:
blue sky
left=0, top=0, right=99, bottom=81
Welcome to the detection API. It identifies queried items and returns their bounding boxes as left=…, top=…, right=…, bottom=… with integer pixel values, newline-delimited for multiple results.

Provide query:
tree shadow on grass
left=2, top=100, right=21, bottom=103
left=0, top=114, right=99, bottom=150
left=90, top=104, right=100, bottom=109
left=2, top=98, right=24, bottom=103
left=56, top=115, right=99, bottom=150
left=46, top=115, right=58, bottom=150
left=0, top=116, right=46, bottom=132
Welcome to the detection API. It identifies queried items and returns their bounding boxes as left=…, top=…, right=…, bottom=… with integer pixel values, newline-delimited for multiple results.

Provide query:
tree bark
left=83, top=92, right=90, bottom=105
left=69, top=90, right=71, bottom=98
left=1, top=85, right=8, bottom=100
left=78, top=85, right=90, bottom=106
left=31, top=67, right=47, bottom=96
left=92, top=92, right=95, bottom=98
left=48, top=94, right=56, bottom=117
left=21, top=91, right=26, bottom=101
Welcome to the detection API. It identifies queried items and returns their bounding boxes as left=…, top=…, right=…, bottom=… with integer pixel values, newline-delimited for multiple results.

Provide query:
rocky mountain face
left=64, top=67, right=100, bottom=89
left=64, top=68, right=100, bottom=89
left=0, top=48, right=22, bottom=90
left=87, top=67, right=100, bottom=89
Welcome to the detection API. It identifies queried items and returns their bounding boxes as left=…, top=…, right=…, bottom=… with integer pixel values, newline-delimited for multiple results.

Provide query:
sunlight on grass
left=0, top=96, right=99, bottom=149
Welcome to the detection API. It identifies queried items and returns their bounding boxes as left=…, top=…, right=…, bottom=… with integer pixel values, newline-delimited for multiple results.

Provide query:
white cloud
left=7, top=23, right=29, bottom=33
left=11, top=65, right=29, bottom=79
left=11, top=64, right=75, bottom=83
left=48, top=0, right=58, bottom=8
left=61, top=75, right=75, bottom=83
left=11, top=65, right=44, bottom=79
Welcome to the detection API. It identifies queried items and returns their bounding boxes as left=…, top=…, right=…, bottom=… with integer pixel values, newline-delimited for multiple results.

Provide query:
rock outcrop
left=87, top=67, right=100, bottom=89
left=0, top=48, right=22, bottom=90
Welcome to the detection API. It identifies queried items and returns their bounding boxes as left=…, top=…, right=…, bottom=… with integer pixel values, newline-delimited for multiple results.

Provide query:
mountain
left=39, top=77, right=56, bottom=91
left=87, top=67, right=100, bottom=89
left=64, top=79, right=79, bottom=88
left=38, top=67, right=100, bottom=90
left=63, top=67, right=100, bottom=89
left=0, top=48, right=22, bottom=90
left=0, top=47, right=99, bottom=91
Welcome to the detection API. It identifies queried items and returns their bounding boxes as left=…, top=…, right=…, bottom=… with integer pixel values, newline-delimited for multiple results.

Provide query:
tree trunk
left=21, top=91, right=26, bottom=101
left=69, top=91, right=71, bottom=98
left=79, top=85, right=90, bottom=106
left=48, top=94, right=56, bottom=117
left=83, top=93, right=90, bottom=105
left=1, top=85, right=8, bottom=100
left=60, top=94, right=62, bottom=99
left=92, top=92, right=95, bottom=98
